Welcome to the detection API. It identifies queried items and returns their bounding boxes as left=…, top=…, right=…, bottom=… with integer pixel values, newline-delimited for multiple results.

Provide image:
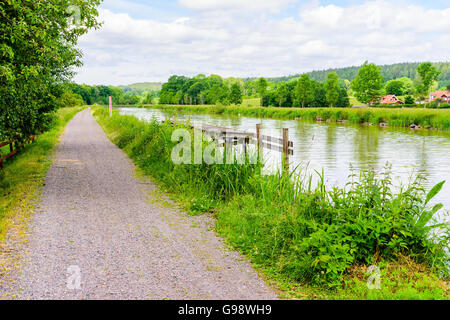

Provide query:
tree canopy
left=385, top=79, right=404, bottom=96
left=351, top=62, right=385, bottom=104
left=159, top=75, right=244, bottom=106
left=0, top=0, right=102, bottom=141
left=295, top=74, right=314, bottom=108
left=417, top=62, right=441, bottom=97
left=325, top=73, right=339, bottom=108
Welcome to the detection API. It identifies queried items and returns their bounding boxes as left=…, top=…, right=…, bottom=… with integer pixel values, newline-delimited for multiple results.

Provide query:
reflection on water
left=119, top=108, right=450, bottom=214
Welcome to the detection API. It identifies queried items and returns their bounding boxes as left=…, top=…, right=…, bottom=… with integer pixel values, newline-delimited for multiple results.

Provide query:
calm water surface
left=119, top=107, right=450, bottom=215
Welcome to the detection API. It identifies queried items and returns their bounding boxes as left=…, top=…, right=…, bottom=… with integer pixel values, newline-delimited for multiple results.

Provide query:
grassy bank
left=94, top=107, right=449, bottom=300
left=0, top=106, right=84, bottom=241
left=150, top=104, right=450, bottom=131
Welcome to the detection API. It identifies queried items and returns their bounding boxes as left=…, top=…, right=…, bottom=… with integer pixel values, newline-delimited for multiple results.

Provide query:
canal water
left=119, top=107, right=450, bottom=215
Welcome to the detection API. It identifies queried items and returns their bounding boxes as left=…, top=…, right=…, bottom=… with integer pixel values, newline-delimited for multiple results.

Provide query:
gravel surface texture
left=4, top=109, right=277, bottom=300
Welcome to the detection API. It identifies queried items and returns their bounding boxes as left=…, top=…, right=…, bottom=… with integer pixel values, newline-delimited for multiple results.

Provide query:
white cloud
left=178, top=0, right=297, bottom=13
left=74, top=1, right=450, bottom=85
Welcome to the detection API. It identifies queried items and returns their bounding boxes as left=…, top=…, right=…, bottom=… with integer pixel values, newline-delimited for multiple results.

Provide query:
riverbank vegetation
left=94, top=107, right=449, bottom=299
left=60, top=62, right=449, bottom=111
left=0, top=107, right=85, bottom=241
left=153, top=62, right=449, bottom=110
left=153, top=104, right=450, bottom=131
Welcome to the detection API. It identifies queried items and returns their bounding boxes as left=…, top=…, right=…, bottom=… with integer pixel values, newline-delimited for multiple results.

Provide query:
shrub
left=405, top=96, right=415, bottom=104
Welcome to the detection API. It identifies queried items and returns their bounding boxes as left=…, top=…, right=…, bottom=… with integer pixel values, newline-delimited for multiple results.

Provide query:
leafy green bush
left=436, top=103, right=450, bottom=109
left=405, top=96, right=415, bottom=104
left=218, top=168, right=448, bottom=288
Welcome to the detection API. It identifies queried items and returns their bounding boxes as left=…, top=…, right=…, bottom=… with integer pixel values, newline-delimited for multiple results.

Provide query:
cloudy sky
left=73, top=0, right=450, bottom=85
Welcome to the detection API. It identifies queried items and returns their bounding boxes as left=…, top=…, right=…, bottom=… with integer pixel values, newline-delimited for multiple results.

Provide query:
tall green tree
left=336, top=88, right=351, bottom=108
left=276, top=83, right=289, bottom=107
left=0, top=0, right=102, bottom=140
left=417, top=62, right=441, bottom=104
left=142, top=93, right=154, bottom=105
left=351, top=62, right=385, bottom=105
left=256, top=77, right=268, bottom=99
left=385, top=80, right=404, bottom=96
left=311, top=81, right=328, bottom=107
left=397, top=77, right=415, bottom=95
left=325, top=72, right=339, bottom=107
left=295, top=74, right=314, bottom=108
left=229, top=83, right=243, bottom=105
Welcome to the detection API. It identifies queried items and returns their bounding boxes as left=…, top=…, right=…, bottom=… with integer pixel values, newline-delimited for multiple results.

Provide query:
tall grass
left=152, top=105, right=450, bottom=131
left=94, top=107, right=449, bottom=297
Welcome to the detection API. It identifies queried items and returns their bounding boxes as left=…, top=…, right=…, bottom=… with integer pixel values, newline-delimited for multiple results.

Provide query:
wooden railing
left=0, top=135, right=37, bottom=169
left=163, top=116, right=294, bottom=171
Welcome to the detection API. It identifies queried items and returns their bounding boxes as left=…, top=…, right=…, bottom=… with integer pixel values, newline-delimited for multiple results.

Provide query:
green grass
left=242, top=98, right=262, bottom=107
left=94, top=107, right=449, bottom=300
left=150, top=104, right=450, bottom=131
left=0, top=106, right=85, bottom=241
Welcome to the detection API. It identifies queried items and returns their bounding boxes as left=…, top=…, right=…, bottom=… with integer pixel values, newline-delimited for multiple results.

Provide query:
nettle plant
left=296, top=166, right=448, bottom=286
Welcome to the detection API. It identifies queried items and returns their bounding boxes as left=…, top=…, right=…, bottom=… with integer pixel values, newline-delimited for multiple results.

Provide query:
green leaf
left=425, top=181, right=445, bottom=205
left=423, top=222, right=449, bottom=233
left=415, top=203, right=444, bottom=230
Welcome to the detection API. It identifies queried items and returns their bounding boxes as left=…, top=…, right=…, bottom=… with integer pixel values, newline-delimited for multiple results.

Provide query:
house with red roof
left=380, top=95, right=404, bottom=105
left=428, top=91, right=450, bottom=104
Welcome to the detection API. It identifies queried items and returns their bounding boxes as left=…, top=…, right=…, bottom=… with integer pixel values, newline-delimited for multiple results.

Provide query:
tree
left=276, top=83, right=289, bottom=107
left=295, top=74, right=314, bottom=108
left=142, top=93, right=154, bottom=105
left=397, top=77, right=415, bottom=95
left=243, top=80, right=256, bottom=97
left=0, top=0, right=101, bottom=141
left=325, top=73, right=340, bottom=107
left=417, top=62, right=441, bottom=105
left=256, top=77, right=268, bottom=99
left=57, top=90, right=84, bottom=108
left=404, top=96, right=415, bottom=104
left=351, top=62, right=385, bottom=105
left=311, top=81, right=328, bottom=107
left=336, top=88, right=351, bottom=108
left=447, top=84, right=450, bottom=91
left=385, top=80, right=404, bottom=96
left=218, top=86, right=231, bottom=105
left=229, top=83, right=243, bottom=105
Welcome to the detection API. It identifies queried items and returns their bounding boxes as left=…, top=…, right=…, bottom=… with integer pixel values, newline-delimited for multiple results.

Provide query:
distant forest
left=258, top=62, right=450, bottom=87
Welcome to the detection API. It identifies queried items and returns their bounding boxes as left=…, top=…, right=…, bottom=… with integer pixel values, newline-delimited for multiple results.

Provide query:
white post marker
left=109, top=96, right=112, bottom=117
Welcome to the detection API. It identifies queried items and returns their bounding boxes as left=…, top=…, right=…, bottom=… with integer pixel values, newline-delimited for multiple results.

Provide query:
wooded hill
left=119, top=82, right=162, bottom=93
left=259, top=62, right=450, bottom=87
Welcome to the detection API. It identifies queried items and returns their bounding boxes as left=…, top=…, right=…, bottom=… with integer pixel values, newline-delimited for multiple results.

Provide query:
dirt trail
left=2, top=109, right=277, bottom=300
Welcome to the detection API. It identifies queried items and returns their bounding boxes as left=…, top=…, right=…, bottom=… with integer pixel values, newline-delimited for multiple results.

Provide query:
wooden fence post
left=244, top=136, right=249, bottom=156
left=256, top=124, right=262, bottom=161
left=109, top=96, right=112, bottom=117
left=282, top=128, right=289, bottom=173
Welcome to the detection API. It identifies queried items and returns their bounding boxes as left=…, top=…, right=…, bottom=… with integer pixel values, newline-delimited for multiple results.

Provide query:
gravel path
left=7, top=109, right=277, bottom=300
